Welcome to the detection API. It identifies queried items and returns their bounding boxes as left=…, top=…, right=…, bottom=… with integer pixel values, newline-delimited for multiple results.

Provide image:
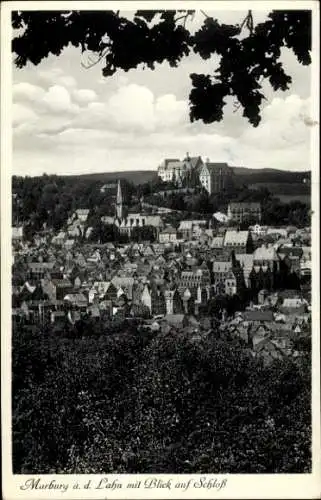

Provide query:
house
left=74, top=276, right=82, bottom=288
left=177, top=220, right=207, bottom=240
left=75, top=209, right=90, bottom=223
left=150, top=285, right=166, bottom=316
left=235, top=253, right=254, bottom=288
left=223, top=229, right=253, bottom=254
left=277, top=246, right=303, bottom=274
left=164, top=289, right=184, bottom=315
left=52, top=231, right=66, bottom=246
left=50, top=278, right=73, bottom=300
left=141, top=284, right=152, bottom=313
left=100, top=182, right=118, bottom=194
left=67, top=222, right=82, bottom=238
left=88, top=281, right=111, bottom=303
left=199, top=160, right=234, bottom=194
left=210, top=236, right=224, bottom=249
left=213, top=261, right=231, bottom=293
left=266, top=227, right=288, bottom=238
left=227, top=202, right=261, bottom=223
left=72, top=252, right=86, bottom=267
left=111, top=276, right=134, bottom=300
left=178, top=268, right=211, bottom=291
left=64, top=239, right=75, bottom=250
left=64, top=292, right=88, bottom=309
left=181, top=288, right=196, bottom=315
left=253, top=245, right=280, bottom=268
left=142, top=245, right=155, bottom=258
left=50, top=310, right=67, bottom=325
left=249, top=224, right=267, bottom=236
left=213, top=212, right=230, bottom=224
left=279, top=297, right=307, bottom=315
left=159, top=225, right=178, bottom=244
left=27, top=262, right=55, bottom=280
left=87, top=250, right=101, bottom=263
left=225, top=270, right=238, bottom=296
left=243, top=310, right=274, bottom=324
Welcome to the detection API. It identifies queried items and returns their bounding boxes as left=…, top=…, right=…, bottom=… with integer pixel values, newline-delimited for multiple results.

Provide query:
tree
left=131, top=225, right=156, bottom=242
left=12, top=10, right=311, bottom=127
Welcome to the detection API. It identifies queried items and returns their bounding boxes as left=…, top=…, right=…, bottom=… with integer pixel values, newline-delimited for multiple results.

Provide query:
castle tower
left=116, top=180, right=123, bottom=220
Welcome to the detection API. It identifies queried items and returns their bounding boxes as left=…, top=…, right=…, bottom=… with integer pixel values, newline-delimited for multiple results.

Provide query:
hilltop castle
left=157, top=153, right=234, bottom=194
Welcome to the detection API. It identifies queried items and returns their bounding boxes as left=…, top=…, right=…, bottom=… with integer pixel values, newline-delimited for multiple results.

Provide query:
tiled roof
left=52, top=279, right=72, bottom=287
left=244, top=310, right=274, bottom=322
left=161, top=226, right=177, bottom=234
left=224, top=230, right=249, bottom=246
left=201, top=162, right=230, bottom=175
left=235, top=254, right=254, bottom=269
left=213, top=261, right=231, bottom=273
left=229, top=202, right=261, bottom=210
left=76, top=209, right=90, bottom=215
left=28, top=262, right=55, bottom=270
left=253, top=246, right=279, bottom=261
left=64, top=293, right=87, bottom=303
left=211, top=236, right=224, bottom=248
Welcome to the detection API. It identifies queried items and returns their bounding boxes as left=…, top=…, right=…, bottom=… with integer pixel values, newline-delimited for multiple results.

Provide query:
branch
left=240, top=10, right=254, bottom=34
left=81, top=47, right=110, bottom=69
left=175, top=11, right=194, bottom=27
left=200, top=10, right=210, bottom=19
left=233, top=101, right=241, bottom=114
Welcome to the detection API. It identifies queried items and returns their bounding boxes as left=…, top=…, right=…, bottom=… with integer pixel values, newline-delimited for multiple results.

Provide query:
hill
left=60, top=166, right=310, bottom=186
left=61, top=170, right=157, bottom=185
left=232, top=166, right=310, bottom=184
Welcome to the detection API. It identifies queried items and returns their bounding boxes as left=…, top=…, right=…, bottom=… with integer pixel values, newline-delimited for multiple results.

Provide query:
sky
left=12, top=9, right=313, bottom=177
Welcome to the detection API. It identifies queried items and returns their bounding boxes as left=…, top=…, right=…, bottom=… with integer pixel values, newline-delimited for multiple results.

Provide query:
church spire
left=116, top=180, right=123, bottom=219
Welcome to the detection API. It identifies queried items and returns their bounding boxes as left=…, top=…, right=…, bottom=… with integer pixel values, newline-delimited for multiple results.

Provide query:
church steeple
left=116, top=180, right=123, bottom=219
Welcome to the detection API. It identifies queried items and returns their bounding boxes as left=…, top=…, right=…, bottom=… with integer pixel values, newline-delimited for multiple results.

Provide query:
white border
left=1, top=1, right=320, bottom=499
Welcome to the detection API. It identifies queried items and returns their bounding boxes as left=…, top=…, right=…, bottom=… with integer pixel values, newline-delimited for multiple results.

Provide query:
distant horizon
left=12, top=164, right=312, bottom=179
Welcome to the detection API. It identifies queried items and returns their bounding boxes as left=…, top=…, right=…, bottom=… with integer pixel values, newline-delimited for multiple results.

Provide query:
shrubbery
left=12, top=323, right=311, bottom=473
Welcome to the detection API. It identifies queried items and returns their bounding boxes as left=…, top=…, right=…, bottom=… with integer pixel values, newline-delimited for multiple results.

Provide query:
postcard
left=1, top=1, right=320, bottom=499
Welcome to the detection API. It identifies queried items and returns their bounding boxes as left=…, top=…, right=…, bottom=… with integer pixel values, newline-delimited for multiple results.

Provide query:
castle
left=157, top=153, right=234, bottom=194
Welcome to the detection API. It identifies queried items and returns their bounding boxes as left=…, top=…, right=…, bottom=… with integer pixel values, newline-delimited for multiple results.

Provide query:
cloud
left=155, top=94, right=189, bottom=128
left=13, top=103, right=38, bottom=127
left=73, top=84, right=189, bottom=133
left=13, top=82, right=45, bottom=102
left=108, top=84, right=155, bottom=131
left=37, top=68, right=77, bottom=89
left=41, top=85, right=78, bottom=114
left=241, top=95, right=311, bottom=151
left=12, top=91, right=312, bottom=176
left=72, top=88, right=97, bottom=105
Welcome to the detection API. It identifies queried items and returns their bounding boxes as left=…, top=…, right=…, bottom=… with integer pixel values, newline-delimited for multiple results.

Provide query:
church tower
left=116, top=180, right=123, bottom=220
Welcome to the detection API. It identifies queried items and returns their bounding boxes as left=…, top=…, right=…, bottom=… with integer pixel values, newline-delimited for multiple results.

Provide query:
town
left=12, top=154, right=311, bottom=366
left=9, top=6, right=314, bottom=481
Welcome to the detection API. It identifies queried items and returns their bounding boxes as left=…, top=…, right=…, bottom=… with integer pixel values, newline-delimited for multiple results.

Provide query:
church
left=101, top=180, right=164, bottom=237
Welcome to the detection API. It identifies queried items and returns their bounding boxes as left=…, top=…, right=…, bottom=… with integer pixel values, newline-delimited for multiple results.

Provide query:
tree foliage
left=12, top=174, right=310, bottom=241
left=12, top=323, right=311, bottom=473
left=12, top=9, right=311, bottom=126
